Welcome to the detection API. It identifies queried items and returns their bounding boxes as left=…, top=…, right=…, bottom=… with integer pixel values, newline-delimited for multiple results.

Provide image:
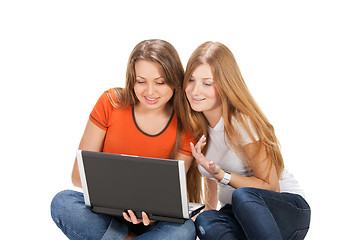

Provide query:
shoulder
left=90, top=88, right=130, bottom=130
left=94, top=87, right=128, bottom=109
left=231, top=114, right=259, bottom=144
left=104, top=88, right=123, bottom=108
left=231, top=113, right=254, bottom=131
left=91, top=88, right=119, bottom=112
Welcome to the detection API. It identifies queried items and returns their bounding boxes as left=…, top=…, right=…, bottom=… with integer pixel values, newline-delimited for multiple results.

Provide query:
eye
left=188, top=78, right=194, bottom=82
left=156, top=81, right=165, bottom=85
left=203, top=80, right=213, bottom=86
left=136, top=80, right=145, bottom=84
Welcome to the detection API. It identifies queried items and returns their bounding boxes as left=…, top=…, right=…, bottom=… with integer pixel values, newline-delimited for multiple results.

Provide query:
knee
left=231, top=187, right=266, bottom=216
left=50, top=190, right=82, bottom=223
left=231, top=187, right=260, bottom=206
left=195, top=210, right=218, bottom=239
left=195, top=210, right=215, bottom=229
left=176, top=219, right=196, bottom=239
left=153, top=219, right=196, bottom=240
left=51, top=190, right=77, bottom=211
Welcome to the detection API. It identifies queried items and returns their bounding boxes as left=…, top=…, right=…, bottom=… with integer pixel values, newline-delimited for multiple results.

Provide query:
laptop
left=77, top=150, right=205, bottom=223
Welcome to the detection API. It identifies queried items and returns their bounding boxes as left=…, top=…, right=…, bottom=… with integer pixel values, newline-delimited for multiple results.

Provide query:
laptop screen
left=78, top=150, right=188, bottom=219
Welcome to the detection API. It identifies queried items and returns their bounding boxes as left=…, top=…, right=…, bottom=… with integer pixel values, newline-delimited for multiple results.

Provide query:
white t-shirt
left=198, top=117, right=305, bottom=206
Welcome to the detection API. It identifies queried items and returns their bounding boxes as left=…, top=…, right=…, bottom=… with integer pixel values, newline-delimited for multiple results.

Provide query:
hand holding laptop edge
left=123, top=210, right=156, bottom=226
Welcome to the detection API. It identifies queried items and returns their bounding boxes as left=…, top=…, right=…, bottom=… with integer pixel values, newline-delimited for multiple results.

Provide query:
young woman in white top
left=180, top=41, right=311, bottom=240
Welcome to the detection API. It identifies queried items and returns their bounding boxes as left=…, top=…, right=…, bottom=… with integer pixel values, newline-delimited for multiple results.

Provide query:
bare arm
left=237, top=140, right=280, bottom=191
left=173, top=152, right=193, bottom=173
left=203, top=178, right=218, bottom=211
left=71, top=119, right=106, bottom=187
left=191, top=136, right=280, bottom=192
left=175, top=152, right=219, bottom=210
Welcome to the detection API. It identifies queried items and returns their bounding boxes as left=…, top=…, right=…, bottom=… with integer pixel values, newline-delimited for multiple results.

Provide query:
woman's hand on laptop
left=123, top=210, right=156, bottom=226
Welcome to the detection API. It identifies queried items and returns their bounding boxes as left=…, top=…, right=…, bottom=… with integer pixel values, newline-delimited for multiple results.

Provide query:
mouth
left=192, top=97, right=205, bottom=103
left=144, top=96, right=159, bottom=104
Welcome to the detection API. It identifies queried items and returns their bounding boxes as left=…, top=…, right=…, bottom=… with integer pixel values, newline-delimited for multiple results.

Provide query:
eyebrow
left=191, top=76, right=214, bottom=81
left=136, top=76, right=165, bottom=80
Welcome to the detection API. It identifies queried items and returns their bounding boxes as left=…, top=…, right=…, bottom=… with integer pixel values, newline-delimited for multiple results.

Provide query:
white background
left=1, top=0, right=349, bottom=239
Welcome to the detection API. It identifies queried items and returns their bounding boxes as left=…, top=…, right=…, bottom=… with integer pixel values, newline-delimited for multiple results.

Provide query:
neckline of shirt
left=131, top=106, right=175, bottom=137
left=208, top=116, right=224, bottom=133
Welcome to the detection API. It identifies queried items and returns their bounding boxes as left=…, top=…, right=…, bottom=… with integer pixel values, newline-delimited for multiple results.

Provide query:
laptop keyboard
left=189, top=202, right=202, bottom=211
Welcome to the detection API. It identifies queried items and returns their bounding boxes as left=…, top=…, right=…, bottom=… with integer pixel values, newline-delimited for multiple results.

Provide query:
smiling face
left=185, top=64, right=222, bottom=120
left=133, top=60, right=174, bottom=112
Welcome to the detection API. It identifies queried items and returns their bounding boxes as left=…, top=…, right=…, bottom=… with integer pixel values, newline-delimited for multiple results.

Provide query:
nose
left=146, top=83, right=155, bottom=95
left=190, top=82, right=201, bottom=95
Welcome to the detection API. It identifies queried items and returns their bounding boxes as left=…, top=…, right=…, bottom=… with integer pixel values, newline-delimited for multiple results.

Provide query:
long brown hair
left=180, top=41, right=284, bottom=179
left=107, top=39, right=203, bottom=203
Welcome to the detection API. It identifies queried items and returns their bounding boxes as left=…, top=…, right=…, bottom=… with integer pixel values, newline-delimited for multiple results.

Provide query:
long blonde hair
left=180, top=41, right=284, bottom=179
left=107, top=39, right=203, bottom=203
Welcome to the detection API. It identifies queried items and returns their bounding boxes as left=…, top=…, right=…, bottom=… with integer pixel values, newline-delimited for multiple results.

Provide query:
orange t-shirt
left=89, top=89, right=194, bottom=159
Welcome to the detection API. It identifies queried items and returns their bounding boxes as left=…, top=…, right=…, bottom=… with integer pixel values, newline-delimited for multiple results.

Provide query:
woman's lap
left=51, top=190, right=196, bottom=240
left=195, top=187, right=311, bottom=240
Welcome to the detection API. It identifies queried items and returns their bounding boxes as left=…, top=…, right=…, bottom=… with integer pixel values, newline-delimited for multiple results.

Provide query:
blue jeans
left=51, top=190, right=196, bottom=240
left=195, top=187, right=311, bottom=240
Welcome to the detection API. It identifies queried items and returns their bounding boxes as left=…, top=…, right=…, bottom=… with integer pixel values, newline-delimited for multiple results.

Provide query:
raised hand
left=190, top=135, right=223, bottom=179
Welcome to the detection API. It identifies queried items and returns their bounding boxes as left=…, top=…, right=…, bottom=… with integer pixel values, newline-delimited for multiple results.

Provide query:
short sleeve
left=89, top=91, right=113, bottom=130
left=178, top=130, right=195, bottom=156
left=233, top=117, right=259, bottom=146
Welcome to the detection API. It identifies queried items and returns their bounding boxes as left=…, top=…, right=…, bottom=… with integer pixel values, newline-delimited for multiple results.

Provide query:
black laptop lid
left=80, top=150, right=185, bottom=219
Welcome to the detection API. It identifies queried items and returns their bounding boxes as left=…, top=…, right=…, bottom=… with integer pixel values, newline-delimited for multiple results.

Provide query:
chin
left=190, top=104, right=203, bottom=113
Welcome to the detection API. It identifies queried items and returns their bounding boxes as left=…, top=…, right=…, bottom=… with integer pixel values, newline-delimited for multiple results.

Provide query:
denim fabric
left=51, top=190, right=196, bottom=240
left=195, top=187, right=311, bottom=240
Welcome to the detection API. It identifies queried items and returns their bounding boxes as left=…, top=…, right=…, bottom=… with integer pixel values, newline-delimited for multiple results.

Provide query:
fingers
left=142, top=211, right=150, bottom=226
left=122, top=211, right=132, bottom=222
left=123, top=210, right=141, bottom=225
left=190, top=142, right=203, bottom=163
left=190, top=142, right=196, bottom=155
left=123, top=210, right=151, bottom=226
left=190, top=135, right=206, bottom=157
left=195, top=135, right=206, bottom=152
left=190, top=136, right=223, bottom=177
left=128, top=210, right=138, bottom=223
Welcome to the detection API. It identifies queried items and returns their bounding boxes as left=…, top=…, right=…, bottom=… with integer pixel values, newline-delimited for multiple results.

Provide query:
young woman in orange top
left=50, top=39, right=202, bottom=240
